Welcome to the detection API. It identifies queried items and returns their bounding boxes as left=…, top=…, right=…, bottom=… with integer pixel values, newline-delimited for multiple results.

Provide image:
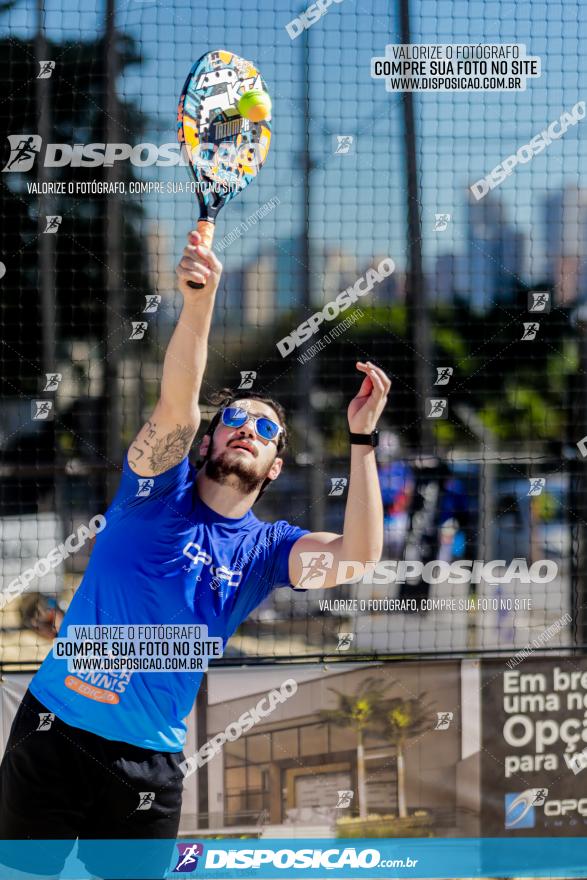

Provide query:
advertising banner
left=482, top=656, right=587, bottom=837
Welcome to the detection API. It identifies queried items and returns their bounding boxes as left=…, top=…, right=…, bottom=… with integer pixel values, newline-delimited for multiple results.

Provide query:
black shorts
left=0, top=689, right=186, bottom=876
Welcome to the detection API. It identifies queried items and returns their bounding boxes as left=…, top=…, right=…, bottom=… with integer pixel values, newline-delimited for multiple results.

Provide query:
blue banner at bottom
left=0, top=837, right=586, bottom=879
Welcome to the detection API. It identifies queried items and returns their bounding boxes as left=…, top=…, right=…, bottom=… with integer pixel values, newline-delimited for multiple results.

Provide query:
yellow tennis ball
left=237, top=89, right=272, bottom=122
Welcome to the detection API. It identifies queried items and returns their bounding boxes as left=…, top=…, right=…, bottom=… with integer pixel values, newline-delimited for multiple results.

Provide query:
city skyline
left=208, top=185, right=586, bottom=320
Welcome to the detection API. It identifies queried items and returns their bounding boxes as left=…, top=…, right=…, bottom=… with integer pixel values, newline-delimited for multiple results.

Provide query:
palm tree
left=373, top=693, right=435, bottom=819
left=320, top=677, right=391, bottom=819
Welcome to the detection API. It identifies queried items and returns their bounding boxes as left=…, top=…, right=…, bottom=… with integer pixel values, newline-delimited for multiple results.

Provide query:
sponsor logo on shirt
left=182, top=542, right=243, bottom=590
left=64, top=669, right=132, bottom=703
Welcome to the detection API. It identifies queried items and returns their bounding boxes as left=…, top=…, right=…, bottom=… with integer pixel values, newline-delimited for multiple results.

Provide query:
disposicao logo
left=2, top=135, right=191, bottom=171
left=173, top=843, right=204, bottom=873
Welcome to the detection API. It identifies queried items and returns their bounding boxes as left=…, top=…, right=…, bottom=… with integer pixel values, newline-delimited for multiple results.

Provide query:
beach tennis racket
left=177, top=49, right=272, bottom=288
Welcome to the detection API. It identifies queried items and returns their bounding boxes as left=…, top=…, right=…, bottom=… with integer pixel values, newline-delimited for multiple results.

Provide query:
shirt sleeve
left=219, top=521, right=312, bottom=640
left=257, top=520, right=310, bottom=592
left=106, top=453, right=193, bottom=515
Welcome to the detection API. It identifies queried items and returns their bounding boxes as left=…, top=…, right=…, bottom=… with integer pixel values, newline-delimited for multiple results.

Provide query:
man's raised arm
left=289, top=362, right=390, bottom=589
left=127, top=230, right=222, bottom=477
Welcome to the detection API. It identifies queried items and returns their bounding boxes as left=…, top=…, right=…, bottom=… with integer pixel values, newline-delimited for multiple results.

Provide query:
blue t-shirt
left=30, top=455, right=308, bottom=752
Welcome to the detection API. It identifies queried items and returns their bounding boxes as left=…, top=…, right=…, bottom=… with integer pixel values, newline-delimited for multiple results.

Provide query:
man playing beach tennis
left=0, top=229, right=389, bottom=853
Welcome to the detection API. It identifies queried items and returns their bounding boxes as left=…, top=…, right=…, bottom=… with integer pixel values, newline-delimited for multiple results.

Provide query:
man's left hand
left=347, top=361, right=391, bottom=434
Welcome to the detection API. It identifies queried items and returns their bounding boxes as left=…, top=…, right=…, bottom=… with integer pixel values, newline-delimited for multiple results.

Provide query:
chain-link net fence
left=1, top=0, right=585, bottom=670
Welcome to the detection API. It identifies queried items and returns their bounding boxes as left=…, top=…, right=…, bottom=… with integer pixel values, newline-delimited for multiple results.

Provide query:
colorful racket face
left=177, top=49, right=272, bottom=255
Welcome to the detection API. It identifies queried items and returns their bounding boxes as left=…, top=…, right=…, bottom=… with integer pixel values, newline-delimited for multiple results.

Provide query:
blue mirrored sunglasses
left=221, top=407, right=283, bottom=442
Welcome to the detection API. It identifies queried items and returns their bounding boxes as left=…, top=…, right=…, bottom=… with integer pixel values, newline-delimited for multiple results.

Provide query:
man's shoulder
left=244, top=514, right=294, bottom=533
left=239, top=517, right=308, bottom=551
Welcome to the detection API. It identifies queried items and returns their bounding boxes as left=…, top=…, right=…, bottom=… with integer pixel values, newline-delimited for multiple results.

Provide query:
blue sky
left=4, top=0, right=586, bottom=284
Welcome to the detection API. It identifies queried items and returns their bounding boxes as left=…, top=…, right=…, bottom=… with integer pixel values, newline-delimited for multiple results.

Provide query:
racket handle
left=188, top=220, right=215, bottom=290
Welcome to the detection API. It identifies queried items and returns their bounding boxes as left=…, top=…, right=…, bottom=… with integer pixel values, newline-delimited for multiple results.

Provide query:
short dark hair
left=199, top=388, right=288, bottom=500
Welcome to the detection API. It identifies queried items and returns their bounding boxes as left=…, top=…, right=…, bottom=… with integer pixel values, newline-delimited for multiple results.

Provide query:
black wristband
left=349, top=430, right=379, bottom=447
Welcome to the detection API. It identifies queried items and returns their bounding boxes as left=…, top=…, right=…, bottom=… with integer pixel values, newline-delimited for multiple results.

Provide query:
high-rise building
left=274, top=236, right=305, bottom=310
left=273, top=238, right=362, bottom=311
left=431, top=253, right=467, bottom=304
left=466, top=192, right=525, bottom=312
left=320, top=248, right=358, bottom=303
left=218, top=238, right=389, bottom=324
left=212, top=257, right=277, bottom=327
left=369, top=254, right=402, bottom=303
left=544, top=187, right=587, bottom=305
left=216, top=265, right=245, bottom=322
left=243, top=253, right=276, bottom=326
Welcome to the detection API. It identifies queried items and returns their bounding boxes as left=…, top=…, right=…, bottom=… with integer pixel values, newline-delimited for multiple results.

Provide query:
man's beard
left=204, top=449, right=271, bottom=495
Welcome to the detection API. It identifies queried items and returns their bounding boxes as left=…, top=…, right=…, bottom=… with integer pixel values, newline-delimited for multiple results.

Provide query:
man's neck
left=195, top=469, right=258, bottom=519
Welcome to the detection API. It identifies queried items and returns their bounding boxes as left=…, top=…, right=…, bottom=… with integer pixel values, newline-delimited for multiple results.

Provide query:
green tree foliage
left=215, top=287, right=577, bottom=447
left=320, top=677, right=392, bottom=819
left=0, top=33, right=153, bottom=397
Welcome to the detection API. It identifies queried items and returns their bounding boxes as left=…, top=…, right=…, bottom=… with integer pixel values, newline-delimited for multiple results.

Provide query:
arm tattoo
left=128, top=419, right=156, bottom=468
left=147, top=424, right=194, bottom=474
